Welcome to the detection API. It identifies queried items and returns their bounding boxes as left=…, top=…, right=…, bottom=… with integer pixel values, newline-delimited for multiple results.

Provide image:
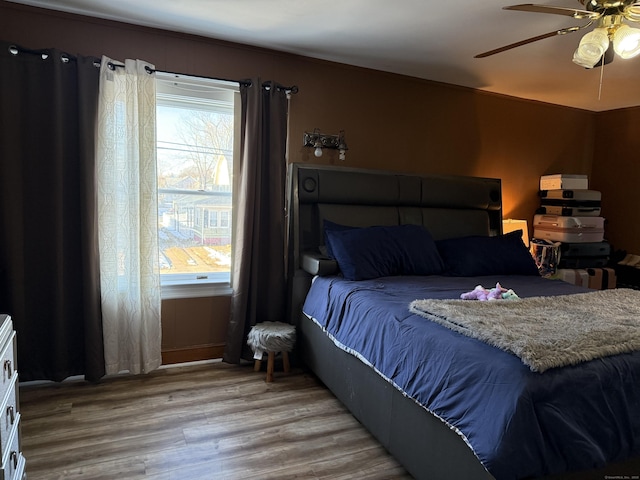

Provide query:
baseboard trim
left=161, top=344, right=224, bottom=365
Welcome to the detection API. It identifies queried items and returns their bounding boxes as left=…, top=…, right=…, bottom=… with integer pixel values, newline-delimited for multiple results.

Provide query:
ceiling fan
left=476, top=0, right=640, bottom=68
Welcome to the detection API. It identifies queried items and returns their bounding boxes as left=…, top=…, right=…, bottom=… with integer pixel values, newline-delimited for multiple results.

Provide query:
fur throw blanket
left=409, top=289, right=640, bottom=373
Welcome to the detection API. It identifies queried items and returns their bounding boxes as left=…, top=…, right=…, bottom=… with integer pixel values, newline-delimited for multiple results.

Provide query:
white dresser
left=0, top=315, right=25, bottom=480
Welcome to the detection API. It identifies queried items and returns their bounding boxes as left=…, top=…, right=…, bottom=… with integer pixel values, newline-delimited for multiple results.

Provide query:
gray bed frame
left=284, top=164, right=640, bottom=480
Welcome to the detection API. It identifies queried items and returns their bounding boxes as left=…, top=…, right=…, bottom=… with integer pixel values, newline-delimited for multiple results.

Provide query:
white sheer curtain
left=96, top=57, right=162, bottom=375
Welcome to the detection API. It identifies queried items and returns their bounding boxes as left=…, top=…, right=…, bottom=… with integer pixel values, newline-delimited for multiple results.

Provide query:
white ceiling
left=9, top=0, right=640, bottom=111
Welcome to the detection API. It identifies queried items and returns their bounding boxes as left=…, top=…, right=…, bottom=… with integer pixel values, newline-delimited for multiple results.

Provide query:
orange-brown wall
left=592, top=108, right=640, bottom=254
left=161, top=296, right=229, bottom=364
left=2, top=1, right=636, bottom=360
left=0, top=1, right=596, bottom=223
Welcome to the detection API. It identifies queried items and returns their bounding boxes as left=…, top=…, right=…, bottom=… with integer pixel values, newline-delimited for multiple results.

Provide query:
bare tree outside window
left=174, top=111, right=232, bottom=191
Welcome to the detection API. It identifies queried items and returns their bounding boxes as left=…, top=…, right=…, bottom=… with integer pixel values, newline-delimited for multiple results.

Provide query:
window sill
left=161, top=281, right=232, bottom=300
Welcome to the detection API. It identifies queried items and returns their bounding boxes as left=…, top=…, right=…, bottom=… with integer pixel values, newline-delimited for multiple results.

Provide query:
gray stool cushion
left=247, top=321, right=296, bottom=359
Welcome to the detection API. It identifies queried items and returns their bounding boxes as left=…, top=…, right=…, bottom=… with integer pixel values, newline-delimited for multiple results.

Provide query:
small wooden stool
left=247, top=321, right=296, bottom=382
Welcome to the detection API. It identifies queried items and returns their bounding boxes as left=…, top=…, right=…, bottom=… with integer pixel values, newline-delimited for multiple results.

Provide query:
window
left=156, top=73, right=240, bottom=298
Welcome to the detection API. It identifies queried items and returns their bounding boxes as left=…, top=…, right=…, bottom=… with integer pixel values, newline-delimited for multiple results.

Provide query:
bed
left=284, top=164, right=640, bottom=480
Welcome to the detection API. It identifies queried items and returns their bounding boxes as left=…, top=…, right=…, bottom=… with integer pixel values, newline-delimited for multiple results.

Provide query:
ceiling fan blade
left=474, top=27, right=580, bottom=58
left=504, top=4, right=600, bottom=19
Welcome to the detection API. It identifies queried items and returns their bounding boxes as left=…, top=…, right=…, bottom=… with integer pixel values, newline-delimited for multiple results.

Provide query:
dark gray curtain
left=223, top=79, right=289, bottom=363
left=0, top=41, right=105, bottom=382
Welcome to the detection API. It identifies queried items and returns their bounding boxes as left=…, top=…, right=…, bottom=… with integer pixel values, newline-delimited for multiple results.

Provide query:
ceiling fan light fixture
left=572, top=28, right=610, bottom=68
left=613, top=24, right=640, bottom=59
left=625, top=6, right=640, bottom=23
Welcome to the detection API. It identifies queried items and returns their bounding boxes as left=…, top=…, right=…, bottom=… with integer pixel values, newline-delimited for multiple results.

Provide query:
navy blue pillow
left=323, top=220, right=356, bottom=259
left=436, top=230, right=539, bottom=277
left=325, top=224, right=444, bottom=281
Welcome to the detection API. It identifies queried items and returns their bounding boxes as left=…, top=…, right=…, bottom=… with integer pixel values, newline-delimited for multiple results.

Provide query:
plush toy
left=501, top=288, right=520, bottom=300
left=460, top=282, right=519, bottom=301
left=487, top=283, right=506, bottom=300
left=460, top=284, right=492, bottom=301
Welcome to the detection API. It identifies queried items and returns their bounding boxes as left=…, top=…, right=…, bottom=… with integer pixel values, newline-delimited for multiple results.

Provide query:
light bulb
left=314, top=146, right=323, bottom=157
left=339, top=149, right=346, bottom=161
left=572, top=28, right=609, bottom=68
left=613, top=24, right=640, bottom=59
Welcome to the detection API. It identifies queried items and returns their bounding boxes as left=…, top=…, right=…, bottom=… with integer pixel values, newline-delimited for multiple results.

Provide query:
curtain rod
left=142, top=65, right=252, bottom=88
left=147, top=67, right=299, bottom=95
left=7, top=44, right=298, bottom=94
left=108, top=61, right=298, bottom=94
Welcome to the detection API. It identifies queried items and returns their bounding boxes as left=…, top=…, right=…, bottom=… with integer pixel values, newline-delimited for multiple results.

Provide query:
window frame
left=155, top=72, right=240, bottom=299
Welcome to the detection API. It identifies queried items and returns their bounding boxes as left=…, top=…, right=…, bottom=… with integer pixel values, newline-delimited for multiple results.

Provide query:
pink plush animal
left=460, top=284, right=491, bottom=301
left=460, top=282, right=516, bottom=301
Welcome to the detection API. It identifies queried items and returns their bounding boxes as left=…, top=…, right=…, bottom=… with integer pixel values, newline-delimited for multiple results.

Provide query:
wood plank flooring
left=19, top=361, right=412, bottom=479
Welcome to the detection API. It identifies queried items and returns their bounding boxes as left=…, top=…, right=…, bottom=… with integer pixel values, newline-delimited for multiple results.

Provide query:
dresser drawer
left=0, top=333, right=16, bottom=408
left=0, top=375, right=18, bottom=459
left=0, top=421, right=24, bottom=480
left=0, top=316, right=23, bottom=480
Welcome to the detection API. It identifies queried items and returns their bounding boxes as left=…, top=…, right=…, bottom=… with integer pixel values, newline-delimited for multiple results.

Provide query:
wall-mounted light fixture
left=303, top=128, right=348, bottom=160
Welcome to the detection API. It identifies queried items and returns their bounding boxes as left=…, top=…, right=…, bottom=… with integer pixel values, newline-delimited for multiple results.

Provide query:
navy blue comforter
left=302, top=275, right=640, bottom=480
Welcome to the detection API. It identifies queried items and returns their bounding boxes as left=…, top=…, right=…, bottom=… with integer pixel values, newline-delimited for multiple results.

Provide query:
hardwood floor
left=19, top=361, right=412, bottom=479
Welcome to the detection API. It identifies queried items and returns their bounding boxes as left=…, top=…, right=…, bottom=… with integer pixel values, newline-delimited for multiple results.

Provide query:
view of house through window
left=156, top=73, right=239, bottom=286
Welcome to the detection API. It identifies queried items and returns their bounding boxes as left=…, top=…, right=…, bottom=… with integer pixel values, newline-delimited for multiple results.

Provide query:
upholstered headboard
left=285, top=164, right=503, bottom=323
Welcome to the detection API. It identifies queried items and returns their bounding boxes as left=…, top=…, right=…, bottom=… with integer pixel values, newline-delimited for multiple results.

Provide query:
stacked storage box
left=533, top=174, right=615, bottom=289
